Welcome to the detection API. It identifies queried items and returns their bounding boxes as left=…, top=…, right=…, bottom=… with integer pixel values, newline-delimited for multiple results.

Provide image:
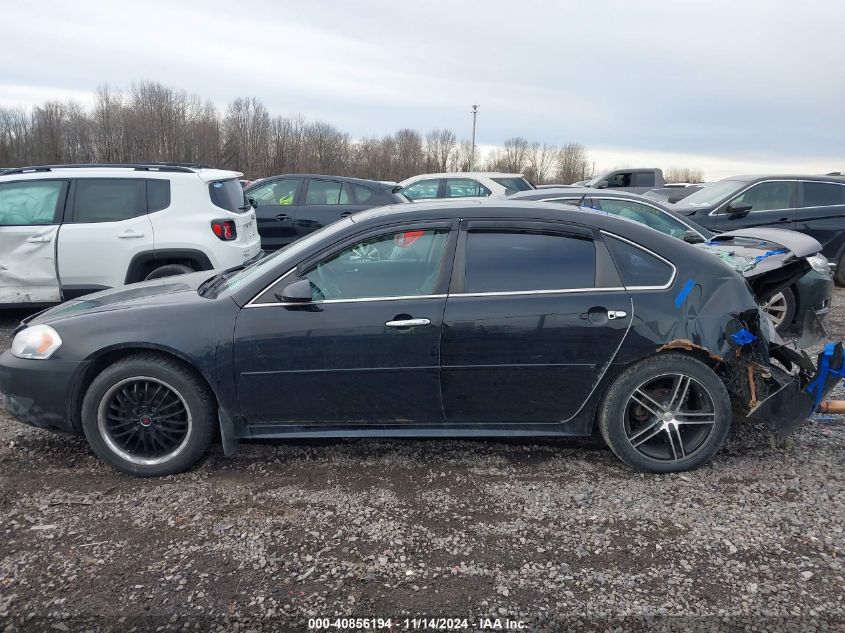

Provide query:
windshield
left=678, top=180, right=745, bottom=208
left=492, top=177, right=534, bottom=192
left=215, top=218, right=355, bottom=294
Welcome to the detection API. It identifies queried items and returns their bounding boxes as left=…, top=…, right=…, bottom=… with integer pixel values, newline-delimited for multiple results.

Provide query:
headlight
left=10, top=325, right=63, bottom=360
left=807, top=254, right=831, bottom=275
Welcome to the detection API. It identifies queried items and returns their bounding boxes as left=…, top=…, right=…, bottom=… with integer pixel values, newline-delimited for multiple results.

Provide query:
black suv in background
left=244, top=175, right=407, bottom=251
left=673, top=175, right=845, bottom=283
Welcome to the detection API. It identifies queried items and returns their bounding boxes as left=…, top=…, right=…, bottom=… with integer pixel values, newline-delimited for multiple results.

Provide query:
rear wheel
left=598, top=353, right=731, bottom=473
left=145, top=264, right=193, bottom=281
left=81, top=354, right=215, bottom=477
left=761, top=287, right=795, bottom=334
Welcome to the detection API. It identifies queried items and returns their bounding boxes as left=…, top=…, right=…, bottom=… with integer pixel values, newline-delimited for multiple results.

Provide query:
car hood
left=695, top=227, right=821, bottom=302
left=23, top=271, right=217, bottom=327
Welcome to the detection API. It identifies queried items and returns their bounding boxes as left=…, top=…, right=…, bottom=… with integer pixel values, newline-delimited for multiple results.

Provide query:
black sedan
left=510, top=188, right=834, bottom=333
left=671, top=175, right=845, bottom=283
left=1, top=201, right=842, bottom=477
left=244, top=174, right=408, bottom=251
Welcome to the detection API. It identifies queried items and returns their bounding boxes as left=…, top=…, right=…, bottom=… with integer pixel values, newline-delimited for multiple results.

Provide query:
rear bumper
left=0, top=350, right=83, bottom=434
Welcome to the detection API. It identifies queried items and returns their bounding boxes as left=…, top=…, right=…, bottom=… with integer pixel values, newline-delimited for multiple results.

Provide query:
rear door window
left=72, top=179, right=146, bottom=223
left=463, top=231, right=595, bottom=292
left=305, top=179, right=353, bottom=205
left=0, top=180, right=65, bottom=225
left=209, top=178, right=248, bottom=213
left=446, top=178, right=491, bottom=198
left=354, top=184, right=375, bottom=203
left=802, top=182, right=845, bottom=207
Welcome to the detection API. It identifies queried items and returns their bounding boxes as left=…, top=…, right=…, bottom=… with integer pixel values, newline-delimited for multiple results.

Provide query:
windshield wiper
left=197, top=264, right=247, bottom=296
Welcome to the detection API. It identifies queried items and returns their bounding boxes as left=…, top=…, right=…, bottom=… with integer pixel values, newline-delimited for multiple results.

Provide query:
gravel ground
left=0, top=293, right=843, bottom=633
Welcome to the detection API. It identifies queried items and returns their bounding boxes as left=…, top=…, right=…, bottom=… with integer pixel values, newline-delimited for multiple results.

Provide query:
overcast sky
left=1, top=0, right=842, bottom=179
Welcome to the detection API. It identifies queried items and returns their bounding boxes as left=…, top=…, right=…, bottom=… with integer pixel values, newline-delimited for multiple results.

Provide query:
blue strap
left=806, top=342, right=845, bottom=411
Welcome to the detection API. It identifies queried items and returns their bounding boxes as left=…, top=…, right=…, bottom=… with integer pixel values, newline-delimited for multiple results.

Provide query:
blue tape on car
left=674, top=279, right=695, bottom=308
left=805, top=342, right=845, bottom=411
left=752, top=249, right=787, bottom=265
left=730, top=328, right=757, bottom=345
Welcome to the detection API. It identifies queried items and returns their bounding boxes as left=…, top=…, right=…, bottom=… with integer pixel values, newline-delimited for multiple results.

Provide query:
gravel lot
left=0, top=292, right=843, bottom=632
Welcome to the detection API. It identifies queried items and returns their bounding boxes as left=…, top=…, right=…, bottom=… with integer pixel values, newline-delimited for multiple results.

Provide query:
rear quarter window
left=209, top=179, right=248, bottom=213
left=605, top=235, right=673, bottom=287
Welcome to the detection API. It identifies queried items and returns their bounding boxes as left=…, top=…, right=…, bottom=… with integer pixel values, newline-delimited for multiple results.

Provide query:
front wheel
left=598, top=353, right=731, bottom=473
left=761, top=287, right=795, bottom=334
left=81, top=354, right=216, bottom=477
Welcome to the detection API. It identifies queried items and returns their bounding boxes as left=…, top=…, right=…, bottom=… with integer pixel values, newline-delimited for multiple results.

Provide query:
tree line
left=0, top=80, right=700, bottom=185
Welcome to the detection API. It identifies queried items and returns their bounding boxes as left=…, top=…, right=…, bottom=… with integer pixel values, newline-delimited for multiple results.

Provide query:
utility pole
left=470, top=104, right=479, bottom=170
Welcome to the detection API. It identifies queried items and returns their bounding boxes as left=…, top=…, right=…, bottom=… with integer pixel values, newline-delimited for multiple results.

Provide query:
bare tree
left=0, top=81, right=602, bottom=186
left=665, top=166, right=704, bottom=183
left=555, top=142, right=589, bottom=184
left=450, top=139, right=478, bottom=172
left=424, top=128, right=456, bottom=172
left=525, top=142, right=557, bottom=184
left=499, top=137, right=530, bottom=173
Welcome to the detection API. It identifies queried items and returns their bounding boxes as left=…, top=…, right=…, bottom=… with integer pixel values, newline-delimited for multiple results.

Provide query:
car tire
left=145, top=264, right=194, bottom=281
left=598, top=352, right=731, bottom=473
left=81, top=353, right=216, bottom=477
left=762, top=287, right=795, bottom=334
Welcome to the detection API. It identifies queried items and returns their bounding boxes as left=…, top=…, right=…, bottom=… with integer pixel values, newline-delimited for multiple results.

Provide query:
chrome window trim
left=248, top=293, right=448, bottom=308
left=244, top=229, right=677, bottom=308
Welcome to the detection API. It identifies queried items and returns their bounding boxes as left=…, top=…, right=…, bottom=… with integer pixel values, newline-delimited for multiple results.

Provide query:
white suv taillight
left=211, top=220, right=237, bottom=241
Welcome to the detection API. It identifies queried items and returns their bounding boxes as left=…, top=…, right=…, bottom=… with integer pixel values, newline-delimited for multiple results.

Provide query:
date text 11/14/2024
left=307, top=617, right=528, bottom=630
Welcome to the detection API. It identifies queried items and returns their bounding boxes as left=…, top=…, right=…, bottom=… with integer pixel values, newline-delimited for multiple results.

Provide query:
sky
left=0, top=0, right=842, bottom=180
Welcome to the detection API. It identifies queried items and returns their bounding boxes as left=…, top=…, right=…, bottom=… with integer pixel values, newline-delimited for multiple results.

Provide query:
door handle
left=775, top=218, right=791, bottom=224
left=26, top=235, right=52, bottom=243
left=340, top=211, right=353, bottom=217
left=607, top=310, right=627, bottom=320
left=118, top=230, right=144, bottom=239
left=275, top=213, right=291, bottom=221
left=385, top=318, right=431, bottom=328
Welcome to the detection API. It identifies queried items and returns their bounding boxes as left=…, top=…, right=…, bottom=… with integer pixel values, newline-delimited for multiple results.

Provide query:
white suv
left=0, top=163, right=261, bottom=306
left=399, top=172, right=535, bottom=201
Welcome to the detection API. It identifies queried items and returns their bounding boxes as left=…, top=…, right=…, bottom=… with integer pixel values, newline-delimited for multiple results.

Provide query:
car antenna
left=577, top=193, right=587, bottom=207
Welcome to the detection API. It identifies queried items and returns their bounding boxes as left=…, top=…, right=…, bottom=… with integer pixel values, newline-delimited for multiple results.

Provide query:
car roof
left=401, top=172, right=525, bottom=182
left=718, top=174, right=845, bottom=184
left=248, top=174, right=394, bottom=189
left=508, top=187, right=671, bottom=205
left=0, top=163, right=242, bottom=181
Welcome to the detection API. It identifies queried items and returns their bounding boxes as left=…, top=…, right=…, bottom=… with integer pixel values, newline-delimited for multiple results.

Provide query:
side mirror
left=248, top=197, right=258, bottom=207
left=595, top=180, right=609, bottom=189
left=682, top=230, right=705, bottom=244
left=275, top=278, right=312, bottom=303
left=727, top=201, right=752, bottom=218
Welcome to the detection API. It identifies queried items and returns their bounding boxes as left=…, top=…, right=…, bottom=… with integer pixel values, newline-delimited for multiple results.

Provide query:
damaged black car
left=0, top=200, right=842, bottom=477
